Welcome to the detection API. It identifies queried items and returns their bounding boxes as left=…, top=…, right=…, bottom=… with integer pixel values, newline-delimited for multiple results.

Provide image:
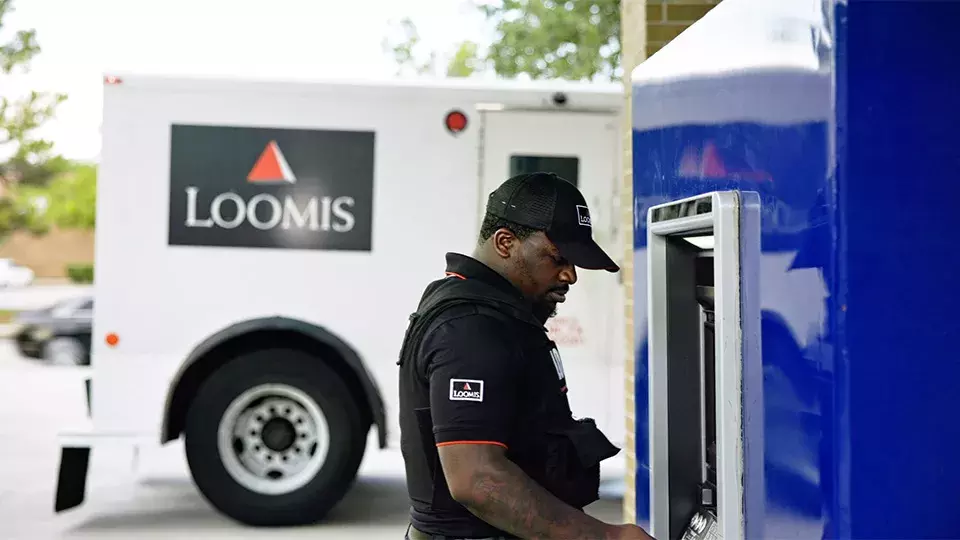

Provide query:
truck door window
left=509, top=155, right=579, bottom=187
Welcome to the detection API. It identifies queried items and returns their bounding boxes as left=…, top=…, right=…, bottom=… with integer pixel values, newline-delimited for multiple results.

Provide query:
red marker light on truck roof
left=105, top=333, right=119, bottom=346
left=445, top=110, right=468, bottom=135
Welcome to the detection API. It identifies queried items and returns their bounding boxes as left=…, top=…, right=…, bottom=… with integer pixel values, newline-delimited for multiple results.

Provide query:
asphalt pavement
left=0, top=335, right=628, bottom=539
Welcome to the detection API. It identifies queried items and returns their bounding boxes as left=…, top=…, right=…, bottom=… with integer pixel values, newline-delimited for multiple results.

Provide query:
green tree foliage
left=7, top=162, right=97, bottom=236
left=446, top=40, right=483, bottom=78
left=0, top=0, right=68, bottom=186
left=0, top=195, right=39, bottom=237
left=385, top=0, right=621, bottom=81
left=481, top=0, right=621, bottom=81
left=37, top=162, right=96, bottom=229
left=0, top=0, right=94, bottom=242
left=383, top=17, right=438, bottom=77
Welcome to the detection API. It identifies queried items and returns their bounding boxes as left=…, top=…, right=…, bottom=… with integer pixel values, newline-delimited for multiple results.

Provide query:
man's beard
left=532, top=301, right=558, bottom=324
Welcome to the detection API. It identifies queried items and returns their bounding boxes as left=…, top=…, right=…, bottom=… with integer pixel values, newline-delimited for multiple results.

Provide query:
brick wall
left=645, top=0, right=722, bottom=57
left=619, top=0, right=643, bottom=524
left=619, top=0, right=721, bottom=524
left=0, top=228, right=95, bottom=278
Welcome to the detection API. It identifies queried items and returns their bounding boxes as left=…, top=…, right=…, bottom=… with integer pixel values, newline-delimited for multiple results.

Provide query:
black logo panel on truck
left=168, top=124, right=375, bottom=252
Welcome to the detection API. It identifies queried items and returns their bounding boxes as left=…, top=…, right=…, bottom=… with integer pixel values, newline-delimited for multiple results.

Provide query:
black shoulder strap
left=396, top=275, right=543, bottom=367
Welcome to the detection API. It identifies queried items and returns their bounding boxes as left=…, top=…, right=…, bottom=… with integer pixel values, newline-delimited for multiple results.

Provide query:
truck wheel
left=44, top=336, right=88, bottom=366
left=183, top=347, right=367, bottom=526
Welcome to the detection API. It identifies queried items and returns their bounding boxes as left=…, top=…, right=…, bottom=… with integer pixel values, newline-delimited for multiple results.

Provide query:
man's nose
left=560, top=264, right=578, bottom=285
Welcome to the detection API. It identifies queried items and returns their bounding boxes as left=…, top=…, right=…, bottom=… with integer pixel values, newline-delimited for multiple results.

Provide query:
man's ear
left=491, top=228, right=517, bottom=259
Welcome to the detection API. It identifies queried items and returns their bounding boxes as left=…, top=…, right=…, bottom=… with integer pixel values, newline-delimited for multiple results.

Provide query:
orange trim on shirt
left=445, top=271, right=467, bottom=280
left=436, top=440, right=508, bottom=449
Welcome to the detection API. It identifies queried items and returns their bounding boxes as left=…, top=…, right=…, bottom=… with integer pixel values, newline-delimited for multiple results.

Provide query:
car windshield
left=49, top=296, right=93, bottom=316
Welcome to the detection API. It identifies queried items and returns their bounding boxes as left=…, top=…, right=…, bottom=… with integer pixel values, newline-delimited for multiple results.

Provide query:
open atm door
left=646, top=191, right=761, bottom=540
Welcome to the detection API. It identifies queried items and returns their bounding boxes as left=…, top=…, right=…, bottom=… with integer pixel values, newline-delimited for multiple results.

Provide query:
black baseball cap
left=485, top=172, right=620, bottom=273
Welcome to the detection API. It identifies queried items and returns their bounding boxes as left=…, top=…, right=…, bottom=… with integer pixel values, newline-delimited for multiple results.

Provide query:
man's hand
left=438, top=442, right=628, bottom=540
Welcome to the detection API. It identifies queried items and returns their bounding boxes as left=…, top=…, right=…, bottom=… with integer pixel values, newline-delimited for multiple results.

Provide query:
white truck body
left=55, top=73, right=626, bottom=525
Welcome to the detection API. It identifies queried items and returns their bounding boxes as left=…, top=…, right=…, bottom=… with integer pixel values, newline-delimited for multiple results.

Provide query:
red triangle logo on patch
left=248, top=141, right=297, bottom=184
left=463, top=383, right=471, bottom=390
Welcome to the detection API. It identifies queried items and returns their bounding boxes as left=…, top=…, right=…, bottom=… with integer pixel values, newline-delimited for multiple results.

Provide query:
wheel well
left=163, top=328, right=376, bottom=444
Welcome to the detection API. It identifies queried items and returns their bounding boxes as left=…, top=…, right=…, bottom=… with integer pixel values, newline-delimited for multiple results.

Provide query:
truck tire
left=43, top=336, right=89, bottom=366
left=183, top=347, right=367, bottom=526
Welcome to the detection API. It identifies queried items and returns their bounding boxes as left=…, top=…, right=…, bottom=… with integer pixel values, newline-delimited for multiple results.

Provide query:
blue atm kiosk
left=631, top=0, right=960, bottom=539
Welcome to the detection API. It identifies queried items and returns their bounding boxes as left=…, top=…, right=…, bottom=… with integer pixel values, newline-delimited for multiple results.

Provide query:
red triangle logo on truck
left=248, top=141, right=297, bottom=184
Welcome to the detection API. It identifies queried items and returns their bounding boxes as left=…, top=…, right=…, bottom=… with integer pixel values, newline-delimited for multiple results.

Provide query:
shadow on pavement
left=63, top=475, right=413, bottom=534
left=62, top=474, right=624, bottom=535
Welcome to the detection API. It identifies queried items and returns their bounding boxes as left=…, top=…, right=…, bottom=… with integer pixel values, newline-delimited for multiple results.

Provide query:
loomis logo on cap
left=576, top=205, right=591, bottom=227
left=449, top=379, right=484, bottom=402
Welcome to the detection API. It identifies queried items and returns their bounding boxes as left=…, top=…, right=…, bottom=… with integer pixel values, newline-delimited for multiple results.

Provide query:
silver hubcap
left=47, top=338, right=83, bottom=365
left=217, top=383, right=330, bottom=495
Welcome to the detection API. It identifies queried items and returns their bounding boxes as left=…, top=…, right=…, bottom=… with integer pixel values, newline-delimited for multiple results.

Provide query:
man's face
left=496, top=229, right=578, bottom=323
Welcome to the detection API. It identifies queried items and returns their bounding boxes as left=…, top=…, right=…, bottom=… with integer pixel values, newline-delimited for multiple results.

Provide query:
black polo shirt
left=398, top=252, right=537, bottom=538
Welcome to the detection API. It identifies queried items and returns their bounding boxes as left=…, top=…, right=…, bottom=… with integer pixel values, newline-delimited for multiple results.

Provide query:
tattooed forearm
left=439, top=445, right=617, bottom=540
left=466, top=461, right=615, bottom=540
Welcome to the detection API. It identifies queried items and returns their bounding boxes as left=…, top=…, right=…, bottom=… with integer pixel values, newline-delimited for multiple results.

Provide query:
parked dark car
left=13, top=295, right=93, bottom=366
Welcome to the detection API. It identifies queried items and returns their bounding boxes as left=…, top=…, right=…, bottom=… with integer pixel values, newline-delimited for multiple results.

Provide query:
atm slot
left=702, top=310, right=718, bottom=502
left=698, top=284, right=718, bottom=508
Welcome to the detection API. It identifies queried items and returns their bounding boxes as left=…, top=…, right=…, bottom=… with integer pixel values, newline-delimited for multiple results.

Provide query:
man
left=397, top=172, right=654, bottom=540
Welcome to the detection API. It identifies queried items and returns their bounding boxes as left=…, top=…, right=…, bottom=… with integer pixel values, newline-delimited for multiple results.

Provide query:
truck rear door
left=478, top=109, right=624, bottom=442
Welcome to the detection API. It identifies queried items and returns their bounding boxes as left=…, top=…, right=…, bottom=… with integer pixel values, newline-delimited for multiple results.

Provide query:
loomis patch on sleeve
left=449, top=379, right=484, bottom=402
left=424, top=314, right=519, bottom=447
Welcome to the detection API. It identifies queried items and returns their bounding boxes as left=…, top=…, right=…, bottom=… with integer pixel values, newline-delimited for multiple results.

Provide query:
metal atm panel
left=646, top=191, right=761, bottom=540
